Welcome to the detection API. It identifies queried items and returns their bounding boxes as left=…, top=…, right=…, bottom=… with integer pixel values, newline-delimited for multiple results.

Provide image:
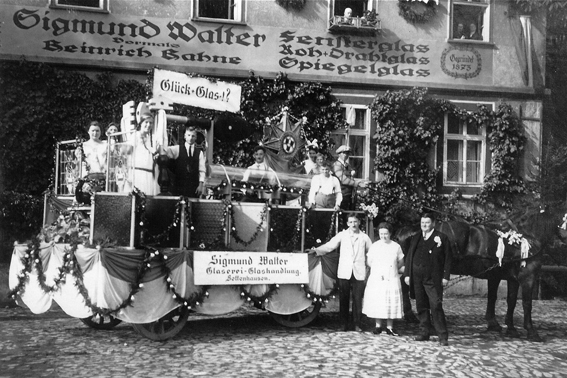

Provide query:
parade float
left=9, top=69, right=371, bottom=340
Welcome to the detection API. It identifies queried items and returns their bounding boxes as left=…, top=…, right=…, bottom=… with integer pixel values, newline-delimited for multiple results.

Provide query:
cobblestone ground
left=0, top=297, right=566, bottom=378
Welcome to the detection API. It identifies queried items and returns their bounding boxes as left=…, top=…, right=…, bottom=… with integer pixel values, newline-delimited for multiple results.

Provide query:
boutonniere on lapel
left=434, top=235, right=442, bottom=247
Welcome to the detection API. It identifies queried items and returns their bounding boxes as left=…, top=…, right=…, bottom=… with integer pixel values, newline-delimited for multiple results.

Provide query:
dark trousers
left=413, top=266, right=448, bottom=340
left=401, top=276, right=413, bottom=315
left=338, top=274, right=365, bottom=328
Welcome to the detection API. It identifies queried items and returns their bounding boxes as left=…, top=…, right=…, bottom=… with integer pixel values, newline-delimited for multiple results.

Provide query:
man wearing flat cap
left=333, top=145, right=357, bottom=210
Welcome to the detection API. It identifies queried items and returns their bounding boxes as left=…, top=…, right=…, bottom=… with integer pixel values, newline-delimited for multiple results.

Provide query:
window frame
left=193, top=0, right=246, bottom=24
left=448, top=0, right=491, bottom=43
left=50, top=0, right=109, bottom=13
left=442, top=100, right=494, bottom=187
left=331, top=105, right=372, bottom=180
left=328, top=0, right=375, bottom=20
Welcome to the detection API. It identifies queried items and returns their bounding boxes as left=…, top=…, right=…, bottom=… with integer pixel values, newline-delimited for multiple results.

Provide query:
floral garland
left=239, top=284, right=279, bottom=308
left=230, top=200, right=271, bottom=247
left=300, top=282, right=340, bottom=303
left=150, top=246, right=209, bottom=308
left=495, top=229, right=531, bottom=268
left=398, top=0, right=437, bottom=24
left=213, top=179, right=307, bottom=199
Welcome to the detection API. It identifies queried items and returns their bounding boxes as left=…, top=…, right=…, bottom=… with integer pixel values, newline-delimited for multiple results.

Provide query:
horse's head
left=392, top=224, right=419, bottom=254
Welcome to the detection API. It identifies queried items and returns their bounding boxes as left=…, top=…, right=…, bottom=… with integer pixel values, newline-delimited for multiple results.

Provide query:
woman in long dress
left=362, top=221, right=404, bottom=336
left=132, top=113, right=160, bottom=196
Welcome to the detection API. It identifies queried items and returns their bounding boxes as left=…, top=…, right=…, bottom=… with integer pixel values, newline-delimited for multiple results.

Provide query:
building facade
left=0, top=0, right=546, bottom=196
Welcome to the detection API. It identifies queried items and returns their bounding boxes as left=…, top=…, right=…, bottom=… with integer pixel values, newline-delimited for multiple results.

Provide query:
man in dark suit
left=403, top=212, right=452, bottom=346
left=164, top=125, right=206, bottom=198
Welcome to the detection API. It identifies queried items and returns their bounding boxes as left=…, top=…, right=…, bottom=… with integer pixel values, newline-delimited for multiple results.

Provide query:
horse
left=394, top=206, right=566, bottom=342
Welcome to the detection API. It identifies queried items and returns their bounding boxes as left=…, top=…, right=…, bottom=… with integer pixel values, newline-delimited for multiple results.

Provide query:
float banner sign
left=153, top=69, right=241, bottom=112
left=194, top=251, right=309, bottom=285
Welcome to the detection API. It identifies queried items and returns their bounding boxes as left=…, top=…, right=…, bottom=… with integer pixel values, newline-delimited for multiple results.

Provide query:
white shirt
left=315, top=229, right=372, bottom=280
left=308, top=174, right=343, bottom=206
left=242, top=162, right=276, bottom=185
left=164, top=143, right=206, bottom=182
left=423, top=229, right=434, bottom=240
left=304, top=159, right=317, bottom=175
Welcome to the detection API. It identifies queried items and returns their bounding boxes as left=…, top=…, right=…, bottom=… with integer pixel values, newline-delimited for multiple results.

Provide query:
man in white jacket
left=310, top=213, right=371, bottom=331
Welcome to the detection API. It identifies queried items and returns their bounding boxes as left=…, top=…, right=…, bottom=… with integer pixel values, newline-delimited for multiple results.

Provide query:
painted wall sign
left=193, top=251, right=309, bottom=285
left=440, top=46, right=482, bottom=80
left=153, top=69, right=241, bottom=112
left=0, top=5, right=494, bottom=87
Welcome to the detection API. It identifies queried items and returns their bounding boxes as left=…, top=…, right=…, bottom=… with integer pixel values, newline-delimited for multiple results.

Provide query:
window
left=450, top=0, right=490, bottom=42
left=443, top=102, right=493, bottom=186
left=328, top=0, right=378, bottom=31
left=331, top=106, right=371, bottom=179
left=194, top=0, right=244, bottom=23
left=50, top=0, right=109, bottom=12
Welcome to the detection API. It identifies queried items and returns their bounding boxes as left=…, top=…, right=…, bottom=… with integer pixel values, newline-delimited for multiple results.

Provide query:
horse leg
left=485, top=277, right=502, bottom=332
left=520, top=269, right=542, bottom=342
left=505, top=279, right=521, bottom=338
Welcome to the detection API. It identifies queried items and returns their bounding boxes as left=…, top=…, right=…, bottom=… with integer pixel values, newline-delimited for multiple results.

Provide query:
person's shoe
left=385, top=328, right=399, bottom=336
left=439, top=339, right=449, bottom=346
left=415, top=334, right=430, bottom=341
left=354, top=326, right=363, bottom=332
left=372, top=327, right=382, bottom=335
left=404, top=312, right=420, bottom=324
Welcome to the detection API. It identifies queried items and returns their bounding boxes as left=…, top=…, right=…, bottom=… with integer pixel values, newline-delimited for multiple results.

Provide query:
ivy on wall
left=364, top=88, right=527, bottom=225
left=0, top=59, right=147, bottom=257
left=0, top=61, right=344, bottom=257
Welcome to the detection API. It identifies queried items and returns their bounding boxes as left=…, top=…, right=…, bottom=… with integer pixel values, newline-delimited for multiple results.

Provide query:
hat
left=140, top=112, right=153, bottom=121
left=336, top=145, right=351, bottom=154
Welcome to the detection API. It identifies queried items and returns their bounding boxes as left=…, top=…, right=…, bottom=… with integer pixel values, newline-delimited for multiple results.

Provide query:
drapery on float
left=9, top=97, right=371, bottom=341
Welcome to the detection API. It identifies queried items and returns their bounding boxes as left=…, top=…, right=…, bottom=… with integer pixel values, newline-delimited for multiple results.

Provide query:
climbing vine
left=363, top=88, right=526, bottom=225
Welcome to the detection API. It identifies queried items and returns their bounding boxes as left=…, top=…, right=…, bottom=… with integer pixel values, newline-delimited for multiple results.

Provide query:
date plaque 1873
left=441, top=46, right=482, bottom=80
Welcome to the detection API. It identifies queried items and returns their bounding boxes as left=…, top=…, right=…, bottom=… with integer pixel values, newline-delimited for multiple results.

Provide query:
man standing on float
left=164, top=125, right=206, bottom=198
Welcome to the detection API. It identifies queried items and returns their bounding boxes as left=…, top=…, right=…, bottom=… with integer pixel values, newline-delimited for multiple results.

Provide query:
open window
left=450, top=0, right=490, bottom=42
left=50, top=0, right=109, bottom=12
left=330, top=105, right=372, bottom=180
left=194, top=0, right=244, bottom=23
left=328, top=0, right=380, bottom=33
left=443, top=102, right=493, bottom=187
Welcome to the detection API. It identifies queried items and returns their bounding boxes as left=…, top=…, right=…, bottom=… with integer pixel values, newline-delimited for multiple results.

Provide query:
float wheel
left=131, top=306, right=189, bottom=341
left=269, top=302, right=322, bottom=328
left=80, top=314, right=122, bottom=330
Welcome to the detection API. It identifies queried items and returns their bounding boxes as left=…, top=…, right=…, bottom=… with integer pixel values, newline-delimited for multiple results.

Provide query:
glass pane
left=199, top=0, right=232, bottom=19
left=349, top=157, right=363, bottom=179
left=446, top=140, right=463, bottom=182
left=108, top=142, right=134, bottom=193
left=447, top=113, right=463, bottom=134
left=58, top=0, right=100, bottom=7
left=453, top=4, right=485, bottom=41
left=350, top=109, right=366, bottom=130
left=467, top=119, right=480, bottom=135
left=349, top=135, right=365, bottom=157
left=466, top=140, right=482, bottom=160
left=57, top=144, right=82, bottom=195
left=330, top=133, right=346, bottom=155
left=466, top=162, right=480, bottom=183
left=334, top=0, right=365, bottom=17
left=466, top=141, right=481, bottom=183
